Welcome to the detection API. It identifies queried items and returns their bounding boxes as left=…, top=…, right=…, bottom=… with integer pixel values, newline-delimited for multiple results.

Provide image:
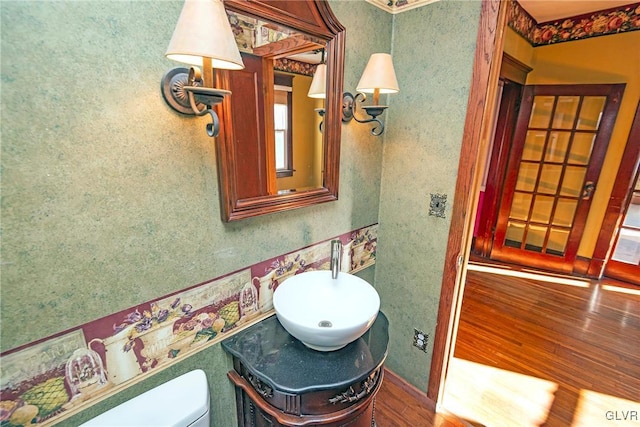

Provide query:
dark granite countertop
left=221, top=311, right=389, bottom=394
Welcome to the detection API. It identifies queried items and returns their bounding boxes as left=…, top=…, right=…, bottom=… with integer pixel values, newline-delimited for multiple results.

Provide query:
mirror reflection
left=227, top=10, right=327, bottom=195
left=215, top=0, right=344, bottom=222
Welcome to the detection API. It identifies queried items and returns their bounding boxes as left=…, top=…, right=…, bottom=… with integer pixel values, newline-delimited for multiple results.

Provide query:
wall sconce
left=308, top=51, right=327, bottom=132
left=342, top=53, right=399, bottom=136
left=161, top=0, right=244, bottom=137
left=308, top=66, right=326, bottom=99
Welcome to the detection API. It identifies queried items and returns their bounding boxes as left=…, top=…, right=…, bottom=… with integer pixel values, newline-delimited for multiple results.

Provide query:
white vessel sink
left=273, top=270, right=380, bottom=352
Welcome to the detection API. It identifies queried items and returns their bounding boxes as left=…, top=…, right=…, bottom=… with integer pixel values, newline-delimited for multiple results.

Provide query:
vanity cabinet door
left=228, top=369, right=382, bottom=427
left=241, top=394, right=376, bottom=427
left=243, top=397, right=276, bottom=427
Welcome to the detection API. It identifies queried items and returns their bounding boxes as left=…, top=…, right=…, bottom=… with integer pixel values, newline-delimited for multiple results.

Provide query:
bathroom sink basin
left=273, top=270, right=380, bottom=352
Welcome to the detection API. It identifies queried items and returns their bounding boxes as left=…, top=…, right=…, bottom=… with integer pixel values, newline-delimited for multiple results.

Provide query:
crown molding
left=366, top=0, right=440, bottom=15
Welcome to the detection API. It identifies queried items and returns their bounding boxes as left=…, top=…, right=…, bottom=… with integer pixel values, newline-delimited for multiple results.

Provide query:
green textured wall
left=0, top=1, right=389, bottom=425
left=1, top=0, right=483, bottom=422
left=375, top=0, right=482, bottom=392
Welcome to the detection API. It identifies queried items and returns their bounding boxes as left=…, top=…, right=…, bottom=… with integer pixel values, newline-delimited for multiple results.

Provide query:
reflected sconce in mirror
left=308, top=51, right=327, bottom=132
left=342, top=53, right=399, bottom=136
left=161, top=0, right=244, bottom=137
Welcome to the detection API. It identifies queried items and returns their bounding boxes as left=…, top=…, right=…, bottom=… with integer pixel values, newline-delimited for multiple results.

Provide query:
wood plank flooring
left=373, top=263, right=639, bottom=426
left=442, top=263, right=640, bottom=427
left=375, top=370, right=468, bottom=427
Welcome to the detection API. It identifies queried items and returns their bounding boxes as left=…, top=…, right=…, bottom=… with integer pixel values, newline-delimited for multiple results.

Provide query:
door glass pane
left=553, top=198, right=578, bottom=227
left=547, top=227, right=569, bottom=255
left=611, top=163, right=640, bottom=263
left=611, top=228, right=640, bottom=264
left=552, top=96, right=580, bottom=129
left=622, top=195, right=640, bottom=227
left=525, top=225, right=547, bottom=252
left=510, top=192, right=532, bottom=221
left=539, top=164, right=561, bottom=194
left=531, top=195, right=554, bottom=224
left=577, top=96, right=606, bottom=130
left=560, top=166, right=586, bottom=197
left=569, top=133, right=596, bottom=165
left=505, top=221, right=525, bottom=247
left=516, top=163, right=539, bottom=192
left=523, top=131, right=546, bottom=161
left=545, top=132, right=570, bottom=162
left=529, top=96, right=555, bottom=128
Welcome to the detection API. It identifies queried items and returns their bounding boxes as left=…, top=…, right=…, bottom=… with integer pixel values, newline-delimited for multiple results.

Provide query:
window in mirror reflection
left=275, top=70, right=324, bottom=193
left=275, top=74, right=293, bottom=177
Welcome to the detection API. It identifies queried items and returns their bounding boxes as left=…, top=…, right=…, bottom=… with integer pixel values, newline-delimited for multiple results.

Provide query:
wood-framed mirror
left=215, top=0, right=345, bottom=222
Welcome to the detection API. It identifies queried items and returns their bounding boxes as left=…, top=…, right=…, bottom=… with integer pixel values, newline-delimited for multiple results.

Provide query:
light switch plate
left=429, top=193, right=447, bottom=218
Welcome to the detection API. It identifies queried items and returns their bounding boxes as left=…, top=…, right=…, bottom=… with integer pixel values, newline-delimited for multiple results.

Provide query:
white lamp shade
left=166, top=0, right=244, bottom=70
left=307, top=63, right=327, bottom=99
left=356, top=53, right=399, bottom=94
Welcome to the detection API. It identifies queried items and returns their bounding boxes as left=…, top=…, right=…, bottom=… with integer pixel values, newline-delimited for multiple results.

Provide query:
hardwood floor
left=375, top=369, right=468, bottom=427
left=373, top=262, right=639, bottom=426
left=442, top=263, right=640, bottom=427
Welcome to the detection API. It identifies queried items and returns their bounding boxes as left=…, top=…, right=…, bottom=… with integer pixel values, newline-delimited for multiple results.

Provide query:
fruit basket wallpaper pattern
left=0, top=224, right=377, bottom=426
left=507, top=0, right=640, bottom=46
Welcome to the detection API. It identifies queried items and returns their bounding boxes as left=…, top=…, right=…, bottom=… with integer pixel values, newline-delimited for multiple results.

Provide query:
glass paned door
left=491, top=84, right=625, bottom=273
left=611, top=179, right=640, bottom=265
left=604, top=101, right=640, bottom=285
left=504, top=95, right=601, bottom=256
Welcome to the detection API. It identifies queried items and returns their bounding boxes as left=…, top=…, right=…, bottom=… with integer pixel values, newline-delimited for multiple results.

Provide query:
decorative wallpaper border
left=0, top=224, right=378, bottom=426
left=274, top=58, right=317, bottom=78
left=508, top=0, right=640, bottom=46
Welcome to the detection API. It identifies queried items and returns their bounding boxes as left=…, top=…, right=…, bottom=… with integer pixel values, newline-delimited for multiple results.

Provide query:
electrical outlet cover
left=413, top=328, right=428, bottom=352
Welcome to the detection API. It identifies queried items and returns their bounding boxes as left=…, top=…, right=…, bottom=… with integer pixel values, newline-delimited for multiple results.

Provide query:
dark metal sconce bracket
left=315, top=108, right=326, bottom=133
left=161, top=66, right=228, bottom=137
left=341, top=92, right=387, bottom=136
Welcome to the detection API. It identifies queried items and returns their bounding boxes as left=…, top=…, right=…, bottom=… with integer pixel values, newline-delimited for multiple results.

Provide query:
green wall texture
left=376, top=0, right=482, bottom=391
left=0, top=0, right=480, bottom=424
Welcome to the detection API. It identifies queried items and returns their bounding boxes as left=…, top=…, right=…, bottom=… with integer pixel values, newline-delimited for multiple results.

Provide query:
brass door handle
left=582, top=181, right=595, bottom=199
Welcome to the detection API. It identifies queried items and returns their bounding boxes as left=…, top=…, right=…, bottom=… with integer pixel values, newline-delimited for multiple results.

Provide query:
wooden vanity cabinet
left=228, top=364, right=382, bottom=426
left=221, top=313, right=389, bottom=427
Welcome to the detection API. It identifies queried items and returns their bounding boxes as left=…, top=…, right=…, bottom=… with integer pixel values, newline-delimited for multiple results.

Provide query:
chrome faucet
left=331, top=240, right=342, bottom=279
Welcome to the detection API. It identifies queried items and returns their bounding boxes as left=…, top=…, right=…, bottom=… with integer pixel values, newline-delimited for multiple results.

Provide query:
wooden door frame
left=473, top=79, right=524, bottom=257
left=427, top=0, right=506, bottom=402
left=591, top=102, right=640, bottom=280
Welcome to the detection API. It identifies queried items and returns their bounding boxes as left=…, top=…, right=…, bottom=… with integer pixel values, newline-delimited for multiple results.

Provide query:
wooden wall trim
left=473, top=80, right=524, bottom=257
left=427, top=0, right=505, bottom=403
left=572, top=256, right=591, bottom=277
left=587, top=257, right=606, bottom=278
left=500, top=52, right=532, bottom=84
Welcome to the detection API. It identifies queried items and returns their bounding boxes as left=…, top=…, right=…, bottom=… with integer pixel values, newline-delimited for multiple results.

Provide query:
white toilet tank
left=80, top=369, right=210, bottom=427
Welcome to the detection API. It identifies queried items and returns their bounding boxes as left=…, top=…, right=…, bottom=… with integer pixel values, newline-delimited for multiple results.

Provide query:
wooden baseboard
left=572, top=256, right=590, bottom=276
left=383, top=367, right=436, bottom=412
left=587, top=257, right=605, bottom=278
